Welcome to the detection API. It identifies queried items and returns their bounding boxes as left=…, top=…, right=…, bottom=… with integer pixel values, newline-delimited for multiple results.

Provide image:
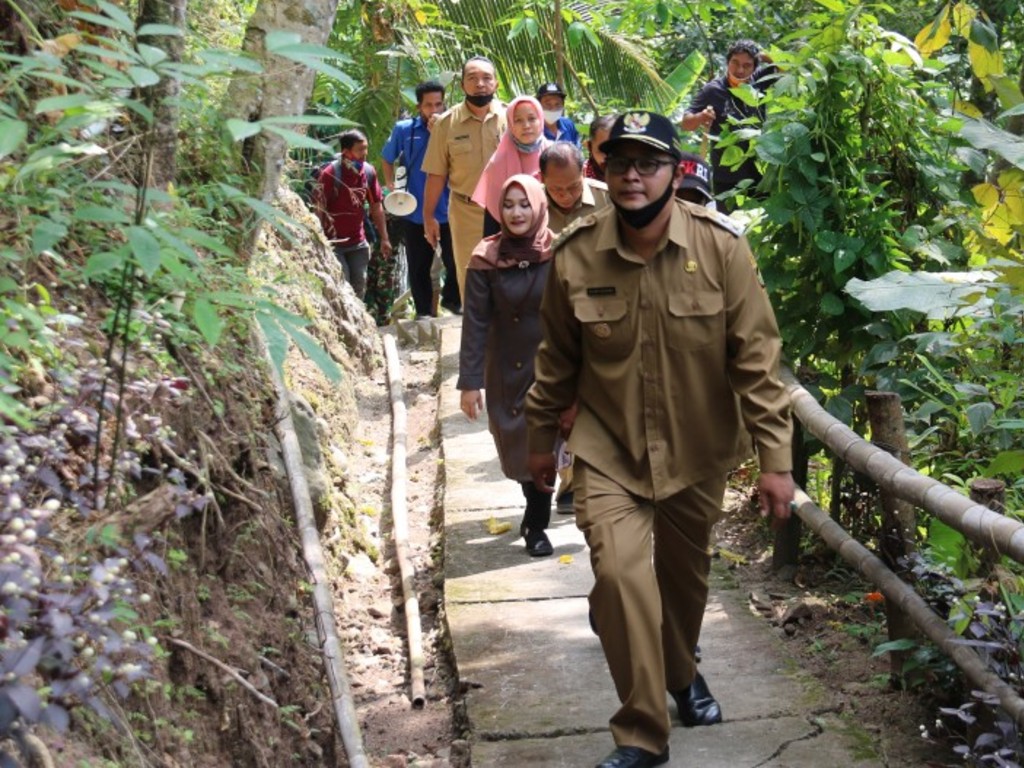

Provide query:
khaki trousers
left=575, top=460, right=726, bottom=754
left=448, top=193, right=485, bottom=298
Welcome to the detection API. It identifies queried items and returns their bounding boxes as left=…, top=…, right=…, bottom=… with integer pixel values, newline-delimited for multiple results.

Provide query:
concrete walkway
left=436, top=324, right=882, bottom=767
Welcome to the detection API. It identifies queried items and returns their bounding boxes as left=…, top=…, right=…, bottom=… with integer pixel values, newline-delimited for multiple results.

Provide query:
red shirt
left=313, top=158, right=383, bottom=248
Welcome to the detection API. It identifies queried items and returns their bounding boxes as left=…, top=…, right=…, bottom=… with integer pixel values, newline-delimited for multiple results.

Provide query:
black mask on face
left=614, top=173, right=676, bottom=230
left=465, top=93, right=494, bottom=107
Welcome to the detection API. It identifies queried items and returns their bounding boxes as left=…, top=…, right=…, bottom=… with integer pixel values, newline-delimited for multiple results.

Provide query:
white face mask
left=543, top=108, right=563, bottom=124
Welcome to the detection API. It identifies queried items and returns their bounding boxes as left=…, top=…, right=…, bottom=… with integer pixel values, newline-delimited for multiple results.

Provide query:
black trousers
left=404, top=220, right=458, bottom=316
left=520, top=481, right=552, bottom=532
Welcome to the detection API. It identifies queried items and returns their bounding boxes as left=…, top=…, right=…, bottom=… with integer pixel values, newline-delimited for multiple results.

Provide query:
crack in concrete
left=749, top=715, right=826, bottom=767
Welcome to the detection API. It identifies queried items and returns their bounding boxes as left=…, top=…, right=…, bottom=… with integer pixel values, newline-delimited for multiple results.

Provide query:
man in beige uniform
left=539, top=141, right=611, bottom=514
left=541, top=142, right=610, bottom=235
left=421, top=55, right=506, bottom=298
left=526, top=112, right=795, bottom=768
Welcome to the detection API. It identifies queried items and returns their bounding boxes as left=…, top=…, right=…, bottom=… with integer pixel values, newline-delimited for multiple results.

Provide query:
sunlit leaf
left=127, top=66, right=160, bottom=88
left=225, top=118, right=262, bottom=141
left=83, top=250, right=125, bottom=279
left=951, top=1, right=974, bottom=36
left=985, top=451, right=1024, bottom=477
left=127, top=226, right=162, bottom=277
left=952, top=98, right=983, bottom=118
left=136, top=23, right=183, bottom=37
left=972, top=182, right=999, bottom=208
left=0, top=119, right=27, bottom=160
left=193, top=298, right=222, bottom=346
left=914, top=6, right=951, bottom=55
left=262, top=125, right=335, bottom=153
left=845, top=270, right=997, bottom=317
left=34, top=93, right=96, bottom=114
left=967, top=41, right=1003, bottom=89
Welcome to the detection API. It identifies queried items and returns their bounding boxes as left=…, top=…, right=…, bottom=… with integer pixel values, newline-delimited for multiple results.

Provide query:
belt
left=450, top=191, right=474, bottom=203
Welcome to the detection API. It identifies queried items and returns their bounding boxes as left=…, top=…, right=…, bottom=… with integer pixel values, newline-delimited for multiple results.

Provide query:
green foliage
left=750, top=3, right=974, bottom=381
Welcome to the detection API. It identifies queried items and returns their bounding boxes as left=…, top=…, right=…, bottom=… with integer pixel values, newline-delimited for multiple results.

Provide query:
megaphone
left=383, top=163, right=417, bottom=216
left=384, top=190, right=417, bottom=216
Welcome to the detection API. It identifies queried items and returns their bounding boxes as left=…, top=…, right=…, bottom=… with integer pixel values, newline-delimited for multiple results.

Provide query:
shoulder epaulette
left=689, top=205, right=743, bottom=237
left=586, top=178, right=608, bottom=192
left=551, top=213, right=598, bottom=251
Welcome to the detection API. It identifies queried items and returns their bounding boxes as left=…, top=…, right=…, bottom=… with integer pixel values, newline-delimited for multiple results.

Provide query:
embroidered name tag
left=587, top=287, right=616, bottom=296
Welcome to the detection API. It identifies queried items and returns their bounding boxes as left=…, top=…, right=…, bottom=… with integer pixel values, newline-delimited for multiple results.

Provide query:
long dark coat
left=456, top=260, right=551, bottom=482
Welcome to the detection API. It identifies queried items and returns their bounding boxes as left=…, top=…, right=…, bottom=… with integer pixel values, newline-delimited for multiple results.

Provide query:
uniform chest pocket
left=574, top=298, right=632, bottom=359
left=667, top=291, right=724, bottom=351
left=448, top=140, right=473, bottom=156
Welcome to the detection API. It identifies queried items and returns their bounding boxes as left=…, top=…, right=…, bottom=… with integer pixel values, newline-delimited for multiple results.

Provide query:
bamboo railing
left=778, top=368, right=1024, bottom=729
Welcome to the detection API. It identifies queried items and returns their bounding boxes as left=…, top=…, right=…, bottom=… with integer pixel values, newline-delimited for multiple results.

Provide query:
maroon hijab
left=470, top=175, right=554, bottom=270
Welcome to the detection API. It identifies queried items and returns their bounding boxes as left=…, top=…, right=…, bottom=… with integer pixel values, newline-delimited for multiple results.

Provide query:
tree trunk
left=222, top=0, right=341, bottom=205
left=137, top=0, right=186, bottom=191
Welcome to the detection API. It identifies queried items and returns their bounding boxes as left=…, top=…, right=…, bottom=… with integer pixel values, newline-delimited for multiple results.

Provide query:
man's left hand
left=758, top=471, right=795, bottom=530
left=380, top=240, right=393, bottom=260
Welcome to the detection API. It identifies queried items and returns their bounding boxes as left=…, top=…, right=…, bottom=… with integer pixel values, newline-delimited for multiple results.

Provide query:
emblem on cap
left=622, top=112, right=651, bottom=134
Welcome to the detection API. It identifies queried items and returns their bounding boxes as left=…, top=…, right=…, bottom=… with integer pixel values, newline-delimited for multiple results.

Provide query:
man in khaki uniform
left=526, top=111, right=795, bottom=768
left=421, top=55, right=506, bottom=299
left=538, top=141, right=611, bottom=514
left=540, top=142, right=610, bottom=235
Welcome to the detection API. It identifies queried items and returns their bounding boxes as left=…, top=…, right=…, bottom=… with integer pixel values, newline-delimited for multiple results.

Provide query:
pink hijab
left=470, top=175, right=553, bottom=270
left=471, top=96, right=549, bottom=223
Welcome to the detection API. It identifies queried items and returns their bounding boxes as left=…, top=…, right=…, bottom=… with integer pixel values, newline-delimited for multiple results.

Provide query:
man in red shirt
left=313, top=129, right=393, bottom=298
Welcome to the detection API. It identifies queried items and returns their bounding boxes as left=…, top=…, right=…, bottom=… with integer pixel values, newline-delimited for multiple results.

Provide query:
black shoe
left=595, top=745, right=669, bottom=768
left=588, top=608, right=598, bottom=635
left=521, top=525, right=553, bottom=557
left=440, top=300, right=462, bottom=315
left=670, top=672, right=722, bottom=727
left=555, top=490, right=574, bottom=514
left=695, top=643, right=702, bottom=662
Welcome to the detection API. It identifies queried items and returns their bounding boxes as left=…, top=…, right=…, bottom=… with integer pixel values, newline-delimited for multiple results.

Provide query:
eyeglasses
left=605, top=157, right=676, bottom=176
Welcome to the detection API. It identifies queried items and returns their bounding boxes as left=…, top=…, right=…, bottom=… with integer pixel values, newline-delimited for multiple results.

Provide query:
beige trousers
left=575, top=460, right=726, bottom=754
left=448, top=193, right=485, bottom=298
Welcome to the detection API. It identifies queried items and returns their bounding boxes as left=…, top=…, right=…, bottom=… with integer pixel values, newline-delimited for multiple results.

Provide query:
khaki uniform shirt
left=526, top=201, right=792, bottom=500
left=420, top=100, right=506, bottom=197
left=546, top=179, right=610, bottom=234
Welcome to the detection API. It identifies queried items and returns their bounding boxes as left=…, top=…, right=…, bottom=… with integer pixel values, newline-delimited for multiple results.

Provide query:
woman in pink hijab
left=472, top=96, right=550, bottom=237
left=457, top=175, right=556, bottom=557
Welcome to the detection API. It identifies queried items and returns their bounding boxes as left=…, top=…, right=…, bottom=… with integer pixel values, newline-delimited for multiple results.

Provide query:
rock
left=383, top=753, right=408, bottom=767
left=345, top=552, right=378, bottom=580
left=367, top=603, right=390, bottom=620
left=781, top=599, right=815, bottom=626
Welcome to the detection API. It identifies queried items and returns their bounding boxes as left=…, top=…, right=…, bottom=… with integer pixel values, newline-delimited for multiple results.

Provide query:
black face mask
left=614, top=174, right=676, bottom=230
left=465, top=93, right=494, bottom=107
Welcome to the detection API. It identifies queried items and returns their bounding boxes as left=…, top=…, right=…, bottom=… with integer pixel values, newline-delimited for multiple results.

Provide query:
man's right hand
left=424, top=216, right=440, bottom=248
left=528, top=452, right=556, bottom=493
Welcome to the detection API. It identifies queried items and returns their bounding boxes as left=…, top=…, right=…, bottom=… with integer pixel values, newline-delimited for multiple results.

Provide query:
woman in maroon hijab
left=457, top=175, right=556, bottom=557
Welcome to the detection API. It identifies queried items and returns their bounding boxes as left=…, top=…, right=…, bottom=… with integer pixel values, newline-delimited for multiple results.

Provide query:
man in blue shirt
left=536, top=82, right=581, bottom=147
left=381, top=81, right=460, bottom=317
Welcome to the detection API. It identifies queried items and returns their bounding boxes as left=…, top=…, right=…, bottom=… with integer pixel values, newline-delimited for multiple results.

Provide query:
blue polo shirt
left=381, top=117, right=450, bottom=225
left=543, top=116, right=581, bottom=147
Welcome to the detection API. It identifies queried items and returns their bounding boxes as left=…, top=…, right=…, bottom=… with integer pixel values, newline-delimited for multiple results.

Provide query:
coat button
left=511, top=408, right=518, bottom=416
left=515, top=362, right=523, bottom=369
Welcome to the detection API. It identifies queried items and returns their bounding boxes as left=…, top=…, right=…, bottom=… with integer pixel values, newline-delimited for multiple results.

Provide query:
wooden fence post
left=865, top=390, right=918, bottom=684
left=773, top=419, right=805, bottom=572
left=971, top=478, right=1006, bottom=577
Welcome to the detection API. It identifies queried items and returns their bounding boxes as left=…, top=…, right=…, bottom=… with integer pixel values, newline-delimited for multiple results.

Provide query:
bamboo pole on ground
left=256, top=332, right=370, bottom=768
left=383, top=333, right=426, bottom=708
